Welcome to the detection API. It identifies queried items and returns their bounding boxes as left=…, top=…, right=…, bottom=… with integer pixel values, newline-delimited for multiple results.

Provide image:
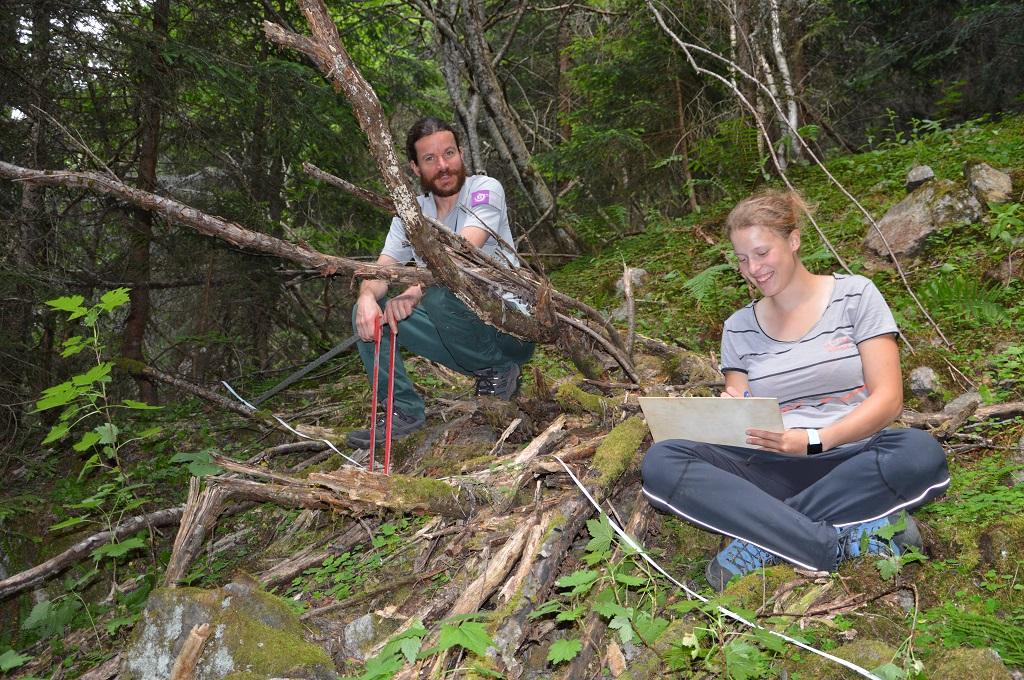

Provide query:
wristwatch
left=806, top=428, right=823, bottom=455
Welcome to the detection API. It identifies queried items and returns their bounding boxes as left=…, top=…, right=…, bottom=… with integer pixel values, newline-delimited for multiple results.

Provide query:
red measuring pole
left=383, top=321, right=398, bottom=475
left=368, top=315, right=382, bottom=472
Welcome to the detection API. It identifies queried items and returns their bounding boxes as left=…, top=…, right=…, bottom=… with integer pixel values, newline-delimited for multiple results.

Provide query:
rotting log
left=169, top=623, right=213, bottom=680
left=492, top=495, right=593, bottom=676
left=164, top=479, right=231, bottom=586
left=561, top=492, right=656, bottom=679
left=0, top=506, right=184, bottom=601
left=901, top=401, right=1024, bottom=429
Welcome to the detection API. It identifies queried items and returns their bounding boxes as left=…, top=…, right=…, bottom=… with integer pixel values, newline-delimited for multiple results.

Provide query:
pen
left=743, top=391, right=751, bottom=398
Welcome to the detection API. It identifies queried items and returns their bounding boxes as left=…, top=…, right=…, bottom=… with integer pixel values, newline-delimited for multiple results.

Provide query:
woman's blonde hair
left=724, top=189, right=810, bottom=239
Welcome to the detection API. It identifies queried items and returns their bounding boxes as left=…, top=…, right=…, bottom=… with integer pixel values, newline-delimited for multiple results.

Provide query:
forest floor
left=2, top=114, right=1024, bottom=679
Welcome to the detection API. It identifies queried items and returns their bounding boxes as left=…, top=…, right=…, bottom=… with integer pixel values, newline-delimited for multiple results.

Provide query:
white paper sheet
left=638, top=396, right=784, bottom=447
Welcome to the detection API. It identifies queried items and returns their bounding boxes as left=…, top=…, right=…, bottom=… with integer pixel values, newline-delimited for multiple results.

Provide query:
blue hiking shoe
left=836, top=513, right=922, bottom=563
left=706, top=539, right=781, bottom=591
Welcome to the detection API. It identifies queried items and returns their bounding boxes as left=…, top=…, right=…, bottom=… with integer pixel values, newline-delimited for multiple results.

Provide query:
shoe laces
left=720, top=539, right=778, bottom=573
left=474, top=368, right=507, bottom=395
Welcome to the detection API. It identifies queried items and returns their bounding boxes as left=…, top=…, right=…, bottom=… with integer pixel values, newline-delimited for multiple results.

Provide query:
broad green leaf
left=609, top=614, right=634, bottom=644
left=875, top=513, right=905, bottom=541
left=49, top=516, right=90, bottom=532
left=77, top=453, right=102, bottom=481
left=721, top=640, right=766, bottom=680
left=22, top=600, right=52, bottom=630
left=34, top=381, right=81, bottom=411
left=123, top=399, right=161, bottom=410
left=137, top=426, right=163, bottom=438
left=871, top=663, right=907, bottom=680
left=45, top=295, right=86, bottom=314
left=546, top=639, right=582, bottom=665
left=42, top=422, right=70, bottom=445
left=585, top=514, right=613, bottom=554
left=0, top=649, right=32, bottom=672
left=614, top=572, right=645, bottom=587
left=592, top=599, right=629, bottom=619
left=633, top=612, right=670, bottom=644
left=72, top=362, right=112, bottom=387
left=454, top=621, right=492, bottom=656
left=357, top=652, right=404, bottom=680
left=96, top=422, right=119, bottom=445
left=398, top=636, right=421, bottom=664
left=92, top=536, right=146, bottom=561
left=875, top=556, right=901, bottom=581
left=556, top=569, right=598, bottom=594
left=527, top=600, right=564, bottom=620
left=98, top=287, right=131, bottom=312
left=73, top=431, right=102, bottom=452
left=105, top=615, right=137, bottom=636
left=555, top=606, right=587, bottom=622
left=60, top=335, right=88, bottom=357
left=187, top=460, right=223, bottom=477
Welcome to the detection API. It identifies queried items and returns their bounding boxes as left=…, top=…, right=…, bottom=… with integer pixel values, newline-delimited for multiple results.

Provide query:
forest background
left=2, top=0, right=1024, bottom=678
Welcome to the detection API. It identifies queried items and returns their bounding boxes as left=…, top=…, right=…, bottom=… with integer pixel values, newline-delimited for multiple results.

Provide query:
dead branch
left=164, top=480, right=231, bottom=586
left=169, top=623, right=213, bottom=680
left=303, top=161, right=394, bottom=212
left=259, top=520, right=376, bottom=588
left=0, top=506, right=184, bottom=601
left=300, top=567, right=446, bottom=621
left=901, top=401, right=1024, bottom=430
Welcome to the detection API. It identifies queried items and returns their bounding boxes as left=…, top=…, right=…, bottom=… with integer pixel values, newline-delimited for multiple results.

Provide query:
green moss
left=592, top=416, right=648, bottom=488
left=785, top=638, right=896, bottom=680
left=929, top=647, right=1013, bottom=679
left=722, top=565, right=795, bottom=610
left=220, top=610, right=333, bottom=674
left=555, top=381, right=615, bottom=415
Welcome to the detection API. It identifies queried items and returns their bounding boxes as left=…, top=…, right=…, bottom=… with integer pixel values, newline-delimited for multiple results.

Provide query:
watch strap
left=806, top=428, right=823, bottom=455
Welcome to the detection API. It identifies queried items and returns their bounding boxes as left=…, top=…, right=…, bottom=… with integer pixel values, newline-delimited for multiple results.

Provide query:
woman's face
left=730, top=225, right=801, bottom=297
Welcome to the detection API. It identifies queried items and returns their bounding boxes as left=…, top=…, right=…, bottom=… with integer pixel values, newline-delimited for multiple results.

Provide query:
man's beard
left=421, top=165, right=467, bottom=197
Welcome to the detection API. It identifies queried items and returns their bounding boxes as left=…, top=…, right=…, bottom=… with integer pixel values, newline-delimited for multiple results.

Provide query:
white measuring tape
left=552, top=455, right=881, bottom=680
left=222, top=381, right=365, bottom=468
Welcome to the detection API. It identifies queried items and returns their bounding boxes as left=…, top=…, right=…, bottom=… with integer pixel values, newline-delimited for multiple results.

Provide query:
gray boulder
left=905, top=165, right=935, bottom=192
left=965, top=161, right=1013, bottom=204
left=125, top=580, right=335, bottom=679
left=615, top=267, right=649, bottom=295
left=864, top=179, right=983, bottom=258
left=908, top=366, right=940, bottom=396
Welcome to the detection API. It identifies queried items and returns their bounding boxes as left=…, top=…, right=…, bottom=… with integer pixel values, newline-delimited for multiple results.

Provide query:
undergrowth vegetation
left=1, top=114, right=1023, bottom=678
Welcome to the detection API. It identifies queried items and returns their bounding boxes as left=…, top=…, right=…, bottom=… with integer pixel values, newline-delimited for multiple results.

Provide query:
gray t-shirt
left=720, top=274, right=899, bottom=430
left=380, top=175, right=519, bottom=268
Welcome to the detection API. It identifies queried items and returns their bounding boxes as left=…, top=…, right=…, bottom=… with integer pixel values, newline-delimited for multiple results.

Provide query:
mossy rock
left=785, top=638, right=896, bottom=679
left=555, top=381, right=615, bottom=416
left=618, top=618, right=698, bottom=679
left=722, top=565, right=796, bottom=610
left=592, top=416, right=649, bottom=488
left=977, top=516, right=1024, bottom=574
left=663, top=350, right=721, bottom=387
left=125, top=580, right=335, bottom=679
left=929, top=647, right=1012, bottom=679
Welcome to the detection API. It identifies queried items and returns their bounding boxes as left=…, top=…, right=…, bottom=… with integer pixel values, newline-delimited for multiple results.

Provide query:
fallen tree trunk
left=0, top=506, right=184, bottom=601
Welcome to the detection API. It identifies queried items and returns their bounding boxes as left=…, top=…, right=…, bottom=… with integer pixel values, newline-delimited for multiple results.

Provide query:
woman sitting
left=641, top=190, right=950, bottom=591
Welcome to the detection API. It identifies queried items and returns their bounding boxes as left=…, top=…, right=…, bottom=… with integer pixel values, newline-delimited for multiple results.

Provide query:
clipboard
left=638, top=396, right=784, bottom=447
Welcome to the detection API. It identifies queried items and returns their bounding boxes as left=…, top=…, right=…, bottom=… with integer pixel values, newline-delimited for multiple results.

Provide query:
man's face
left=411, top=130, right=466, bottom=197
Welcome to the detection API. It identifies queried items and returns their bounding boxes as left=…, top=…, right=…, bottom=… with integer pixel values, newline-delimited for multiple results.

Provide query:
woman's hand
left=746, top=428, right=809, bottom=455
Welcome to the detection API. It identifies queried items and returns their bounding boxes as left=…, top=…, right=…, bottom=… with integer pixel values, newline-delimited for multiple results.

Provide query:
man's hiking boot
left=345, top=410, right=425, bottom=449
left=705, top=539, right=781, bottom=592
left=474, top=363, right=521, bottom=400
left=836, top=512, right=922, bottom=563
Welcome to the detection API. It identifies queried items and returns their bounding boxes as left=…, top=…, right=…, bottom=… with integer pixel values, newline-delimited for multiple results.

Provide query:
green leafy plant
left=988, top=202, right=1023, bottom=246
left=920, top=273, right=1006, bottom=325
left=34, top=290, right=164, bottom=570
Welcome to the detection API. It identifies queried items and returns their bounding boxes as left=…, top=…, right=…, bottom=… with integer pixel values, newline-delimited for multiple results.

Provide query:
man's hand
left=383, top=285, right=423, bottom=330
left=745, top=428, right=810, bottom=455
left=355, top=293, right=383, bottom=341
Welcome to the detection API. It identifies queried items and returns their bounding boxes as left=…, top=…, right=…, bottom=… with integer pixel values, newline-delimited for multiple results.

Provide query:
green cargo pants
left=352, top=286, right=535, bottom=419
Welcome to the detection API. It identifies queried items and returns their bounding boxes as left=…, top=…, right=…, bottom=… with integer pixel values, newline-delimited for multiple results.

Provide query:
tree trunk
left=122, top=0, right=170, bottom=405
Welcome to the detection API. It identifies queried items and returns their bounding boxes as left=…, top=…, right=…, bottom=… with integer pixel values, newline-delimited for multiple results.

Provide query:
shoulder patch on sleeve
left=470, top=189, right=491, bottom=207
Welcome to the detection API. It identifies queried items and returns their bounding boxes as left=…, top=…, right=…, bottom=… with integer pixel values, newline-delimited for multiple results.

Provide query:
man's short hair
left=406, top=117, right=460, bottom=163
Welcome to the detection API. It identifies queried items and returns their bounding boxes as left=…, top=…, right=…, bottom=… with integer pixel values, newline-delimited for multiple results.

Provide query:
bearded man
left=346, top=117, right=534, bottom=449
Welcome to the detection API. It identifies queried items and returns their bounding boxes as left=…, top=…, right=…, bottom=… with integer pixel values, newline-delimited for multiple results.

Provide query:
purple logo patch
left=470, top=190, right=490, bottom=207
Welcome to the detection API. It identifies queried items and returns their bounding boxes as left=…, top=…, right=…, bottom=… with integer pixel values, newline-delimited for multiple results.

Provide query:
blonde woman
left=641, top=190, right=950, bottom=591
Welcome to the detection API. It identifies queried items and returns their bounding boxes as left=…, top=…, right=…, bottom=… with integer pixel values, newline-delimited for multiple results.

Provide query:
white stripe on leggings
left=640, top=487, right=821, bottom=572
left=831, top=477, right=951, bottom=528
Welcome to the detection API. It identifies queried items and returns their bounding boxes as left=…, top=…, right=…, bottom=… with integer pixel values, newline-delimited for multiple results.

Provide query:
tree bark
left=122, top=0, right=170, bottom=404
